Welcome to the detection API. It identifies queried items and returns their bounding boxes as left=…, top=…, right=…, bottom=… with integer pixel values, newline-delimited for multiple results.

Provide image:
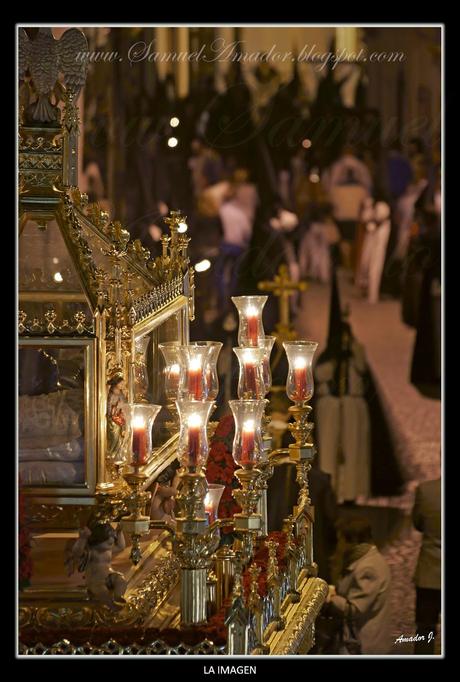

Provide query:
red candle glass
left=130, top=403, right=161, bottom=468
left=234, top=347, right=265, bottom=400
left=283, top=341, right=318, bottom=404
left=176, top=400, right=214, bottom=469
left=187, top=413, right=201, bottom=466
left=293, top=358, right=308, bottom=401
left=179, top=343, right=221, bottom=401
left=187, top=357, right=203, bottom=400
left=241, top=419, right=256, bottom=466
left=132, top=416, right=148, bottom=465
left=229, top=399, right=266, bottom=470
left=246, top=307, right=259, bottom=346
left=231, top=295, right=267, bottom=347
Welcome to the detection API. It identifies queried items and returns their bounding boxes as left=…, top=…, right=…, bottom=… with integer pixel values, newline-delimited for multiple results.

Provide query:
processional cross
left=258, top=265, right=308, bottom=448
left=258, top=264, right=308, bottom=341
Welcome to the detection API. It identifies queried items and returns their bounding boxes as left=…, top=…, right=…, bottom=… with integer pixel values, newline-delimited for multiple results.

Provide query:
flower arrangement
left=206, top=414, right=241, bottom=524
left=242, top=531, right=291, bottom=598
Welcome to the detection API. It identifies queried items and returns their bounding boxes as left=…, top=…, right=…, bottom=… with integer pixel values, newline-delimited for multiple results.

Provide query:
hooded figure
left=314, top=270, right=371, bottom=502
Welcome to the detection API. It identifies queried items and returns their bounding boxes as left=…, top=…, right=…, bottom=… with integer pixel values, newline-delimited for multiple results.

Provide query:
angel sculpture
left=19, top=27, right=88, bottom=123
left=149, top=461, right=181, bottom=527
left=65, top=522, right=127, bottom=610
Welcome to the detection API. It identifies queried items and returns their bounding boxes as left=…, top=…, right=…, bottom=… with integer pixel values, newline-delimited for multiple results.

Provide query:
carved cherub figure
left=149, top=468, right=181, bottom=527
left=149, top=461, right=181, bottom=525
left=66, top=522, right=127, bottom=610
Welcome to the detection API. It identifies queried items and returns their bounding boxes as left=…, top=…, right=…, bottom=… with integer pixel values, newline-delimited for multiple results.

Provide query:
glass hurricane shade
left=283, top=341, right=318, bottom=402
left=204, top=483, right=225, bottom=523
left=159, top=341, right=182, bottom=401
left=178, top=342, right=222, bottom=401
left=130, top=403, right=162, bottom=467
left=176, top=399, right=215, bottom=468
left=260, top=336, right=275, bottom=395
left=229, top=399, right=266, bottom=469
left=233, top=346, right=265, bottom=399
left=231, top=295, right=267, bottom=347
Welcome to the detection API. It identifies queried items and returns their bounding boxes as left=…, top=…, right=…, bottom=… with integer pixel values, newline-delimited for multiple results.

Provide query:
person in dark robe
left=409, top=210, right=441, bottom=400
left=314, top=267, right=404, bottom=499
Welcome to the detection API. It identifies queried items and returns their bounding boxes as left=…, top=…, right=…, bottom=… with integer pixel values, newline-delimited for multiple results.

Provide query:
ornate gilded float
left=18, top=27, right=326, bottom=656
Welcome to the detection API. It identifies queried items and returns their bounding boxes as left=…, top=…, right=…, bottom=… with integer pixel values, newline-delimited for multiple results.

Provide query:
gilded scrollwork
left=19, top=152, right=62, bottom=171
left=20, top=134, right=63, bottom=154
left=270, top=578, right=328, bottom=655
left=18, top=309, right=94, bottom=337
left=19, top=553, right=181, bottom=635
left=18, top=638, right=225, bottom=656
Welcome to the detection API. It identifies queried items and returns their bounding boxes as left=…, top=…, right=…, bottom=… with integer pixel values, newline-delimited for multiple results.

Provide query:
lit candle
left=187, top=357, right=203, bottom=400
left=293, top=357, right=308, bottom=401
left=204, top=492, right=216, bottom=523
left=243, top=358, right=259, bottom=397
left=241, top=418, right=256, bottom=466
left=187, top=413, right=202, bottom=466
left=132, top=414, right=147, bottom=466
left=246, top=305, right=259, bottom=346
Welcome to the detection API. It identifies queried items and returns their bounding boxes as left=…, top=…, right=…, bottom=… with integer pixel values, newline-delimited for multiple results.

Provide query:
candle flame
left=243, top=419, right=255, bottom=432
left=132, top=415, right=145, bottom=429
left=187, top=413, right=202, bottom=428
left=246, top=305, right=258, bottom=318
left=169, top=363, right=180, bottom=375
left=242, top=349, right=256, bottom=364
left=204, top=492, right=211, bottom=507
left=189, top=356, right=202, bottom=371
left=294, top=357, right=307, bottom=370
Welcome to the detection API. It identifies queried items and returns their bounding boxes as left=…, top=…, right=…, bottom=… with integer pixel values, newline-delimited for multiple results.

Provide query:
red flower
left=210, top=442, right=229, bottom=462
left=214, top=414, right=235, bottom=438
left=206, top=461, right=223, bottom=484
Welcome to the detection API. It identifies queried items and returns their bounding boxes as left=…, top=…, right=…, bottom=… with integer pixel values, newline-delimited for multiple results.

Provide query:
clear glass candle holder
left=231, top=295, right=267, bottom=347
left=233, top=346, right=265, bottom=399
left=178, top=344, right=216, bottom=401
left=159, top=341, right=182, bottom=402
left=176, top=399, right=215, bottom=468
left=186, top=341, right=222, bottom=401
left=229, top=399, right=266, bottom=469
left=204, top=483, right=225, bottom=523
left=260, top=336, right=275, bottom=395
left=130, top=403, right=162, bottom=467
left=283, top=341, right=318, bottom=403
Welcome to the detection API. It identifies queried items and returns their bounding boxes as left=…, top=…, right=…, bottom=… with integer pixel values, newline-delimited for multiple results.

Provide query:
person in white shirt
left=356, top=199, right=392, bottom=303
left=219, top=199, right=252, bottom=249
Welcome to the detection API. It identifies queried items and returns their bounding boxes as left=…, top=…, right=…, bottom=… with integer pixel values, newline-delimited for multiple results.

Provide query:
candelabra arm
left=268, top=448, right=290, bottom=462
left=149, top=519, right=176, bottom=538
left=208, top=518, right=235, bottom=533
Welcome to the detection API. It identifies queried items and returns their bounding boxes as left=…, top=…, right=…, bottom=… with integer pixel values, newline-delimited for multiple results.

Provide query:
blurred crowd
left=84, top=62, right=441, bottom=396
